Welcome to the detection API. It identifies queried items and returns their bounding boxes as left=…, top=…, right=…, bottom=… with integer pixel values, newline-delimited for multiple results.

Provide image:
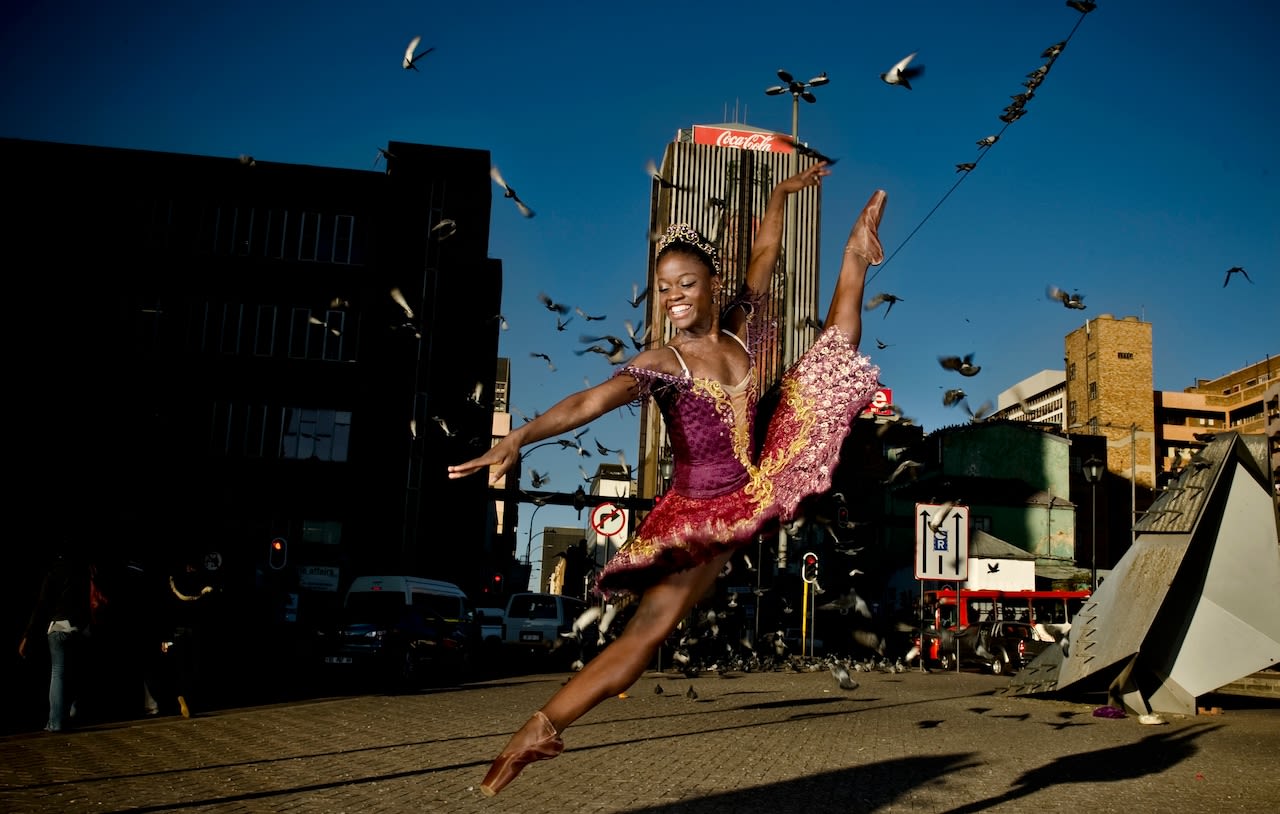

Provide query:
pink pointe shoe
left=480, top=711, right=564, bottom=797
left=845, top=189, right=887, bottom=265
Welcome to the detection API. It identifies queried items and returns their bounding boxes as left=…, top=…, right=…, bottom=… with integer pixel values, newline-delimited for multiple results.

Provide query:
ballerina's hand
left=779, top=162, right=831, bottom=195
left=448, top=444, right=518, bottom=485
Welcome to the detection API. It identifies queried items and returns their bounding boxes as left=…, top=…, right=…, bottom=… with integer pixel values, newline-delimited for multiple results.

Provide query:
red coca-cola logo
left=714, top=131, right=776, bottom=151
left=691, top=126, right=791, bottom=153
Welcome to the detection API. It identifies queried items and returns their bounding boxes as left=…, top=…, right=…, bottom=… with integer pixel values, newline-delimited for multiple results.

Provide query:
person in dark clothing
left=19, top=547, right=92, bottom=732
left=163, top=554, right=218, bottom=718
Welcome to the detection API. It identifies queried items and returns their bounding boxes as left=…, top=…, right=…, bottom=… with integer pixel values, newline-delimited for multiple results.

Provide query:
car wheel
left=990, top=657, right=1005, bottom=676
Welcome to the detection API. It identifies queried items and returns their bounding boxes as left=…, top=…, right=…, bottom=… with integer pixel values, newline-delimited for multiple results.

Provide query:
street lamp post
left=1082, top=456, right=1104, bottom=590
left=766, top=69, right=828, bottom=368
left=523, top=501, right=548, bottom=565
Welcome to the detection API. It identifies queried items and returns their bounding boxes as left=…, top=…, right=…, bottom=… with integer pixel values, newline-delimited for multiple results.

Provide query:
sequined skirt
left=595, top=327, right=880, bottom=602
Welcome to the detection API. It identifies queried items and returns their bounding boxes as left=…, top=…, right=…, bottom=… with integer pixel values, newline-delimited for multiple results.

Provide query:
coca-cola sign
left=860, top=387, right=894, bottom=417
left=692, top=125, right=792, bottom=154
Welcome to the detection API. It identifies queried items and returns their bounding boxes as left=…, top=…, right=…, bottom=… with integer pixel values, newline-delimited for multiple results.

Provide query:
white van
left=503, top=592, right=590, bottom=664
left=343, top=575, right=475, bottom=624
left=321, top=576, right=480, bottom=687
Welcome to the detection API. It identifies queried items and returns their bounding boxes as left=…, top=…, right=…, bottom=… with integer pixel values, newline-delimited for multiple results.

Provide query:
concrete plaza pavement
left=2, top=665, right=1277, bottom=813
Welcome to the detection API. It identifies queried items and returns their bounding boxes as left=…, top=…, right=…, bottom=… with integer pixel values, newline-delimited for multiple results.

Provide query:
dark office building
left=5, top=137, right=507, bottom=636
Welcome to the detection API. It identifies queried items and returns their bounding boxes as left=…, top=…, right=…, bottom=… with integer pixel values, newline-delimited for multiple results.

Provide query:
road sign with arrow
left=915, top=502, right=969, bottom=581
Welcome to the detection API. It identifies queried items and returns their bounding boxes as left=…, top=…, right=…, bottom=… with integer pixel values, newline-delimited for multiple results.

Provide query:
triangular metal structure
left=1007, top=432, right=1280, bottom=715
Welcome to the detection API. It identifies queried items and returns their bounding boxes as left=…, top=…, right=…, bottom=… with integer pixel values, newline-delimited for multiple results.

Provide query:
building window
left=1117, top=352, right=1133, bottom=360
left=281, top=407, right=351, bottom=462
left=1068, top=400, right=1077, bottom=425
left=1067, top=362, right=1076, bottom=381
left=302, top=520, right=342, bottom=545
left=971, top=516, right=992, bottom=533
left=1088, top=381, right=1098, bottom=400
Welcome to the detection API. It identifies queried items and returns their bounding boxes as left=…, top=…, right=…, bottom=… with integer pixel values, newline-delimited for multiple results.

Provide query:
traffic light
left=268, top=537, right=288, bottom=570
left=837, top=505, right=850, bottom=528
left=802, top=551, right=819, bottom=584
left=572, top=485, right=587, bottom=517
left=490, top=572, right=505, bottom=594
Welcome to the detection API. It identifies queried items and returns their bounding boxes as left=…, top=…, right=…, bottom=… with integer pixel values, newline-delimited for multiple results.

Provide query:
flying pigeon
left=628, top=282, right=650, bottom=308
left=1047, top=285, right=1086, bottom=310
left=885, top=459, right=923, bottom=485
left=530, top=352, right=556, bottom=371
left=555, top=315, right=574, bottom=332
left=777, top=136, right=839, bottom=166
left=402, top=36, right=434, bottom=71
left=939, top=353, right=981, bottom=376
left=430, top=416, right=454, bottom=437
left=881, top=52, right=925, bottom=90
left=624, top=319, right=652, bottom=350
left=595, top=439, right=622, bottom=456
left=430, top=218, right=456, bottom=240
left=577, top=334, right=628, bottom=365
left=575, top=306, right=607, bottom=322
left=943, top=388, right=967, bottom=407
left=530, top=469, right=550, bottom=489
left=373, top=146, right=397, bottom=168
left=645, top=158, right=681, bottom=190
left=964, top=400, right=994, bottom=422
left=538, top=292, right=570, bottom=315
left=875, top=338, right=892, bottom=350
left=865, top=292, right=904, bottom=317
left=1223, top=266, right=1253, bottom=287
left=490, top=165, right=535, bottom=218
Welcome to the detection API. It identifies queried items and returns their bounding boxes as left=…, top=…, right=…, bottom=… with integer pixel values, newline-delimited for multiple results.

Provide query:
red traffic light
left=268, top=537, right=288, bottom=570
left=802, top=551, right=819, bottom=584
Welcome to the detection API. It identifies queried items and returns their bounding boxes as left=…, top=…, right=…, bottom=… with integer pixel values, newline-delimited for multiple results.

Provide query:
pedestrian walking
left=18, top=542, right=93, bottom=732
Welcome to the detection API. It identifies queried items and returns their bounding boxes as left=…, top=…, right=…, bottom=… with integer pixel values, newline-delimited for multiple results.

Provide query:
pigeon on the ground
left=831, top=663, right=859, bottom=691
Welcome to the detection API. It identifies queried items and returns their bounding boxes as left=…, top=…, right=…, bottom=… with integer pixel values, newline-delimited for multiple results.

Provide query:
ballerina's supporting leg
left=480, top=551, right=732, bottom=796
left=824, top=189, right=887, bottom=349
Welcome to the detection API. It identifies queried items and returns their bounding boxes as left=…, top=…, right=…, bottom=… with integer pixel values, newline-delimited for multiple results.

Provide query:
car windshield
left=1002, top=623, right=1033, bottom=639
left=508, top=595, right=559, bottom=619
left=345, top=592, right=406, bottom=623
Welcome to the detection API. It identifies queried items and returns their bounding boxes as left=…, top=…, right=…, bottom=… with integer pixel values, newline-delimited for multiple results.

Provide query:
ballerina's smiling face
left=656, top=247, right=720, bottom=331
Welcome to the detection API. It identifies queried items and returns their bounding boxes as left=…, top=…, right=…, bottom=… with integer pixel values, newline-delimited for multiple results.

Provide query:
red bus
left=919, top=588, right=1091, bottom=660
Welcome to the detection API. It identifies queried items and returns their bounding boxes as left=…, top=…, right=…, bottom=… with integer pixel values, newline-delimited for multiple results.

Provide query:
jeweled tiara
left=657, top=223, right=720, bottom=275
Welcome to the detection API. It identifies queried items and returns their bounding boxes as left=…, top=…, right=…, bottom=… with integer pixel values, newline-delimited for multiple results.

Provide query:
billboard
left=691, top=125, right=793, bottom=154
left=860, top=387, right=894, bottom=416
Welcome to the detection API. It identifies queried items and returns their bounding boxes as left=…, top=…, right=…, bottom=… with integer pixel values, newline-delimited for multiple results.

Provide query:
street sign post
left=915, top=503, right=970, bottom=581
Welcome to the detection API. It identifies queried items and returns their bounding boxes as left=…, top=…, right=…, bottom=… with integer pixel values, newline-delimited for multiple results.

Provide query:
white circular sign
left=590, top=502, right=626, bottom=537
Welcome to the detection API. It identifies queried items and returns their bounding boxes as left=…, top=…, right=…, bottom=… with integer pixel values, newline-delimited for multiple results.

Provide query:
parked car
left=317, top=576, right=480, bottom=688
left=503, top=592, right=590, bottom=665
left=476, top=607, right=506, bottom=645
left=925, top=620, right=1050, bottom=675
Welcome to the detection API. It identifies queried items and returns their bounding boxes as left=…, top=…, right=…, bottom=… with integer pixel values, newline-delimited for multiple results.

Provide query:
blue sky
left=5, top=1, right=1276, bottom=581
